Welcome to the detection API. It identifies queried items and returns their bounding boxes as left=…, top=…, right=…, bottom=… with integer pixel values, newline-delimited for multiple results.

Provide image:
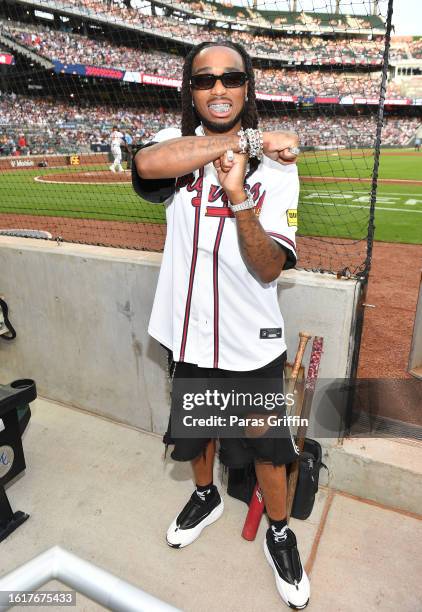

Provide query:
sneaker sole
left=264, top=539, right=309, bottom=610
left=166, top=498, right=224, bottom=549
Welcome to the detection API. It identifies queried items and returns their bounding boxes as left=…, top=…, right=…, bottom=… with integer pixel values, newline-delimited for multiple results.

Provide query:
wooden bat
left=286, top=332, right=312, bottom=397
left=241, top=332, right=312, bottom=541
left=286, top=336, right=324, bottom=522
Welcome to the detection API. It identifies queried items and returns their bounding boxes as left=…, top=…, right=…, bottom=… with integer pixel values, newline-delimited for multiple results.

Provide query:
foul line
left=301, top=201, right=422, bottom=214
left=301, top=189, right=422, bottom=197
left=34, top=176, right=130, bottom=185
left=301, top=176, right=422, bottom=186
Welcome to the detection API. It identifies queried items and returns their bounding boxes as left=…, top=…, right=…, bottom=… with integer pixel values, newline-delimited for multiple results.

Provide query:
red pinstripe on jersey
left=213, top=217, right=226, bottom=368
left=179, top=168, right=204, bottom=361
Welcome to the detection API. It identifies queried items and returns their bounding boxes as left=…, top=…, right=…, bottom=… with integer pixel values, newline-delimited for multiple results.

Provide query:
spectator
left=0, top=92, right=419, bottom=155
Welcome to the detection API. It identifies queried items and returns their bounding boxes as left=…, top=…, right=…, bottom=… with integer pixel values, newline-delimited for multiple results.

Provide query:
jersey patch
left=260, top=328, right=282, bottom=339
left=286, top=209, right=298, bottom=227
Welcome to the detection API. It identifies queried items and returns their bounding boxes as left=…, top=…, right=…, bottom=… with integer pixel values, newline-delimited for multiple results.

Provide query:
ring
left=226, top=149, right=234, bottom=162
left=289, top=146, right=300, bottom=156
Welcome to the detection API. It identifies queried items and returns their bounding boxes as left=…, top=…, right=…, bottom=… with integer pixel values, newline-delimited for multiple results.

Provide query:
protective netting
left=0, top=0, right=413, bottom=275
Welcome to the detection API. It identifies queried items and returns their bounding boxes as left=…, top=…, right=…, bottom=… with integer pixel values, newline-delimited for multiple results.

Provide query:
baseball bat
left=286, top=332, right=312, bottom=397
left=241, top=332, right=312, bottom=541
left=286, top=336, right=324, bottom=522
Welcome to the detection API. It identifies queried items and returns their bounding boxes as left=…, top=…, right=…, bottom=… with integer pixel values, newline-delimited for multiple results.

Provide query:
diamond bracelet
left=237, top=128, right=264, bottom=161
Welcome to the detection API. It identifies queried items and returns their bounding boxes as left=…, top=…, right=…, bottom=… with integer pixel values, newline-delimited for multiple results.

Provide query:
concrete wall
left=0, top=237, right=360, bottom=439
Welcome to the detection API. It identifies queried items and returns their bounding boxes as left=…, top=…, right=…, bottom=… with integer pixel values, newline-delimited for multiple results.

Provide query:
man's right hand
left=263, top=131, right=300, bottom=165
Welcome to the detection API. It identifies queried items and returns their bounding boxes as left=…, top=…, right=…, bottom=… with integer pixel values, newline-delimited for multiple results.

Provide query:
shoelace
left=196, top=488, right=212, bottom=502
left=271, top=525, right=289, bottom=544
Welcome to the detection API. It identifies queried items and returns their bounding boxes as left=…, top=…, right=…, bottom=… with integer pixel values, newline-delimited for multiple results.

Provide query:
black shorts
left=163, top=350, right=299, bottom=468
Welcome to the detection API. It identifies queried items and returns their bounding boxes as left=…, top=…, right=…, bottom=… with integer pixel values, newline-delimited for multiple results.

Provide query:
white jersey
left=134, top=125, right=299, bottom=371
left=110, top=130, right=124, bottom=148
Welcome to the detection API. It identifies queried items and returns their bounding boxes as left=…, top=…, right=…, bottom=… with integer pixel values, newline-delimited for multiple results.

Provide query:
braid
left=181, top=41, right=260, bottom=177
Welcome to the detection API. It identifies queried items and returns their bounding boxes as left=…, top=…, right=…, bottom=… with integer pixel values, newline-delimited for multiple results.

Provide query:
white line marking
left=300, top=201, right=422, bottom=214
left=300, top=176, right=422, bottom=184
left=301, top=189, right=422, bottom=197
left=34, top=176, right=130, bottom=185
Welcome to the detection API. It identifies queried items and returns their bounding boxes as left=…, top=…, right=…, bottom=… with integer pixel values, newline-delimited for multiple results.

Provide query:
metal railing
left=0, top=546, right=180, bottom=612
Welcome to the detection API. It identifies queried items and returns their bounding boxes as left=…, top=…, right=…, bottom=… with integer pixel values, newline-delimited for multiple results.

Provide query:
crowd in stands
left=0, top=92, right=419, bottom=157
left=262, top=114, right=420, bottom=148
left=158, top=0, right=383, bottom=35
left=20, top=0, right=415, bottom=63
left=1, top=21, right=403, bottom=98
left=3, top=22, right=177, bottom=75
left=253, top=68, right=402, bottom=98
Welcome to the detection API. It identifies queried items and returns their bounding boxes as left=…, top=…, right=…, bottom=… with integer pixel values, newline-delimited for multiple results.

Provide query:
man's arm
left=135, top=134, right=241, bottom=180
left=134, top=131, right=299, bottom=180
left=214, top=153, right=295, bottom=284
left=230, top=190, right=286, bottom=283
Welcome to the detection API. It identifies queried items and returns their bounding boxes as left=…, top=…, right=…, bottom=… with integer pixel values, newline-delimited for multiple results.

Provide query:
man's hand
left=263, top=131, right=300, bottom=165
left=213, top=151, right=248, bottom=202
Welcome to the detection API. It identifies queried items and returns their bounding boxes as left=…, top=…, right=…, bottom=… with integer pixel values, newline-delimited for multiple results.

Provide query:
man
left=109, top=125, right=124, bottom=172
left=123, top=131, right=134, bottom=170
left=17, top=133, right=27, bottom=154
left=132, top=41, right=309, bottom=610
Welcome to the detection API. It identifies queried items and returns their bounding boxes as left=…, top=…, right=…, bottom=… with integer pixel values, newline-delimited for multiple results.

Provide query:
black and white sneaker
left=264, top=526, right=310, bottom=610
left=166, top=487, right=224, bottom=548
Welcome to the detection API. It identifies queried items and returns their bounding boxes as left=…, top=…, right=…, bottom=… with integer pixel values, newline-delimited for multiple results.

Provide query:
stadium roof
left=168, top=0, right=385, bottom=34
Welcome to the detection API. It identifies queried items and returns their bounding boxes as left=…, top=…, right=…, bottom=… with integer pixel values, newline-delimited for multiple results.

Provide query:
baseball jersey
left=132, top=125, right=299, bottom=371
left=110, top=130, right=124, bottom=148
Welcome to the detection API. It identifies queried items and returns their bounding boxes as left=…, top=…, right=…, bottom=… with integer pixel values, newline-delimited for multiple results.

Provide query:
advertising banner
left=0, top=53, right=14, bottom=65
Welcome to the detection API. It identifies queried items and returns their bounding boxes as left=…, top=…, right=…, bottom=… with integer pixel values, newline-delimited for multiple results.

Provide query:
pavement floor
left=2, top=397, right=422, bottom=612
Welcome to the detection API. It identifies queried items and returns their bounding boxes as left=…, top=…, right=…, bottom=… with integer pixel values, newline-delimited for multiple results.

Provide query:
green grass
left=298, top=149, right=422, bottom=181
left=1, top=149, right=421, bottom=244
left=0, top=166, right=165, bottom=224
left=299, top=182, right=422, bottom=243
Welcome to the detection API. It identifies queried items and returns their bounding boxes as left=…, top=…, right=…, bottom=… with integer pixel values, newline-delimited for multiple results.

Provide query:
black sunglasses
left=190, top=71, right=248, bottom=90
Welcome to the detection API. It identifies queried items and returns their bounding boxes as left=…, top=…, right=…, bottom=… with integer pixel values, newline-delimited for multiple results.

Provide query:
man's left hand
left=214, top=151, right=248, bottom=202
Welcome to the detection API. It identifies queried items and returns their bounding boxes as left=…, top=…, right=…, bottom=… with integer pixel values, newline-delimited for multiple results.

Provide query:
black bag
left=227, top=438, right=327, bottom=521
left=290, top=438, right=327, bottom=520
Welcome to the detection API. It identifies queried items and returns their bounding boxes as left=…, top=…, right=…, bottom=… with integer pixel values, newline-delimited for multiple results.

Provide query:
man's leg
left=166, top=439, right=223, bottom=548
left=257, top=461, right=310, bottom=610
left=117, top=149, right=123, bottom=172
left=191, top=439, right=216, bottom=486
left=127, top=148, right=133, bottom=170
left=255, top=461, right=286, bottom=520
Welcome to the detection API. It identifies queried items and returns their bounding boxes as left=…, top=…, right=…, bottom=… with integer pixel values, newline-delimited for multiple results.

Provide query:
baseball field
left=0, top=148, right=421, bottom=245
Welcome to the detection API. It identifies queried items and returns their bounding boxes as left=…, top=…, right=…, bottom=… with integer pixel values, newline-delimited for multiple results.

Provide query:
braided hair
left=181, top=41, right=260, bottom=178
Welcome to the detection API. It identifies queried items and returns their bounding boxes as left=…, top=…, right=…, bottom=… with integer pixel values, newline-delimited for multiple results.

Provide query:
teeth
left=209, top=104, right=231, bottom=112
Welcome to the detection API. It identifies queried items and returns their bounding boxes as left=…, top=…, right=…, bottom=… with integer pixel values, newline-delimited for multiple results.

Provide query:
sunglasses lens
left=191, top=72, right=248, bottom=89
left=191, top=75, right=216, bottom=90
left=222, top=72, right=247, bottom=88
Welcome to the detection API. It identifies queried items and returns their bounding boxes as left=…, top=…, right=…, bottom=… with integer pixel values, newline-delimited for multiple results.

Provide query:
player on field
left=132, top=41, right=308, bottom=610
left=109, top=125, right=124, bottom=172
left=123, top=131, right=134, bottom=170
